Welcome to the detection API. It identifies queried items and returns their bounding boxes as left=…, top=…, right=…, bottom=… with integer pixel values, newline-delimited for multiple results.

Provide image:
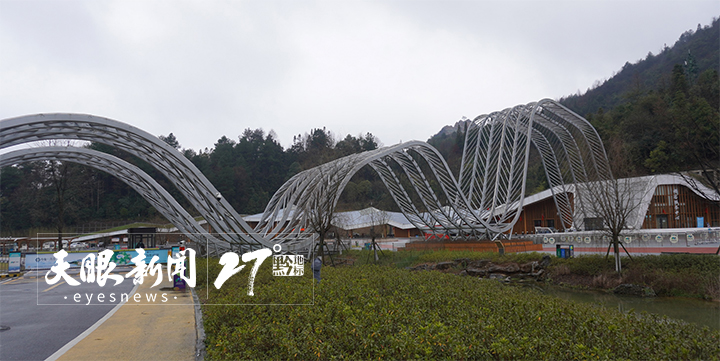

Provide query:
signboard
left=25, top=253, right=60, bottom=270
left=111, top=249, right=169, bottom=266
left=697, top=217, right=705, bottom=228
left=8, top=252, right=21, bottom=273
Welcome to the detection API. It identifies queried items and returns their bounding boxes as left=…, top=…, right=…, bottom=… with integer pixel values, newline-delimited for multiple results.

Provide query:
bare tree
left=35, top=140, right=85, bottom=250
left=330, top=212, right=351, bottom=254
left=577, top=138, right=653, bottom=272
left=48, top=160, right=70, bottom=250
left=676, top=171, right=720, bottom=209
left=578, top=177, right=653, bottom=272
left=302, top=161, right=351, bottom=265
left=364, top=207, right=390, bottom=262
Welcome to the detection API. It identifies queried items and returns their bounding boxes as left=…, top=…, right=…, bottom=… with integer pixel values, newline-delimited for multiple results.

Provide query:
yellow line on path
left=42, top=280, right=66, bottom=292
left=1, top=277, right=24, bottom=285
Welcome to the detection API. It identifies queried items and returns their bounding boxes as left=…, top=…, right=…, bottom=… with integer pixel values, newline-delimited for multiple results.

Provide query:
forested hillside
left=567, top=18, right=718, bottom=189
left=560, top=18, right=719, bottom=118
left=428, top=17, right=719, bottom=195
left=1, top=18, right=718, bottom=235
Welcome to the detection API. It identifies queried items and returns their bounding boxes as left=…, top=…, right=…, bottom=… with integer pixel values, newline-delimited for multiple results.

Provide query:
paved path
left=50, top=276, right=197, bottom=361
left=1, top=273, right=136, bottom=361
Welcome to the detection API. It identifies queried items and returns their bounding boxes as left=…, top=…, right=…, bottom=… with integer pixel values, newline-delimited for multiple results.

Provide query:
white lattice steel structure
left=0, top=99, right=612, bottom=251
left=0, top=113, right=269, bottom=255
left=0, top=146, right=224, bottom=247
left=257, top=99, right=612, bottom=243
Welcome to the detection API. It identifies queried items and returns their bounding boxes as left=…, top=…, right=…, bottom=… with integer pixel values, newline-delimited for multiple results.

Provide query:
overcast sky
left=1, top=0, right=717, bottom=151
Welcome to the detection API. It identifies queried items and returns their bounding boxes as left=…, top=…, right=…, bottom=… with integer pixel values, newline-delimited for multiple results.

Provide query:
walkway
left=48, top=274, right=198, bottom=361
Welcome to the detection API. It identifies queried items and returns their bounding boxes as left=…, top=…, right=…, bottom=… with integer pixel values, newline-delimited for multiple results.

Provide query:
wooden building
left=512, top=174, right=719, bottom=234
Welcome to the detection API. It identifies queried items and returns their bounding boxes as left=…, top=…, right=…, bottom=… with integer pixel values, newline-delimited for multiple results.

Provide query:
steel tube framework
left=0, top=113, right=269, bottom=252
left=0, top=147, right=229, bottom=249
left=261, top=99, right=612, bottom=242
left=0, top=99, right=611, bottom=250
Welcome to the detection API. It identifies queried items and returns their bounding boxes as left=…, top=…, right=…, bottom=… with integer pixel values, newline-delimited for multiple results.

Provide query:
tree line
left=0, top=129, right=391, bottom=236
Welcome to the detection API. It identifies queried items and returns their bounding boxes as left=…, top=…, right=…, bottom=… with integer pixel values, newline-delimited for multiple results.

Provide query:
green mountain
left=560, top=18, right=719, bottom=117
left=429, top=17, right=719, bottom=195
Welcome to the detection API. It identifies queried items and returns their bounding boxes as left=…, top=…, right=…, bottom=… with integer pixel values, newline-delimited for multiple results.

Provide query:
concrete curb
left=0, top=273, right=22, bottom=278
left=191, top=288, right=206, bottom=361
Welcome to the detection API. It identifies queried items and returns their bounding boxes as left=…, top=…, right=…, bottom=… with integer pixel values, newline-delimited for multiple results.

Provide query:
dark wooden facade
left=641, top=184, right=719, bottom=228
left=512, top=192, right=574, bottom=234
left=512, top=183, right=719, bottom=234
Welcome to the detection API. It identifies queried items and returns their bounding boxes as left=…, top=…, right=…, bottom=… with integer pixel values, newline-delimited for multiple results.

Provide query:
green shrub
left=546, top=254, right=720, bottom=298
left=550, top=255, right=616, bottom=276
left=197, top=261, right=720, bottom=360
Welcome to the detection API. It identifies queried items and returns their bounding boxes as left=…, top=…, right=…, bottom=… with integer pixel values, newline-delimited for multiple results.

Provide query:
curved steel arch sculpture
left=255, top=141, right=488, bottom=243
left=260, top=99, right=612, bottom=241
left=0, top=146, right=232, bottom=252
left=0, top=113, right=270, bottom=249
left=460, top=99, right=612, bottom=233
left=0, top=98, right=610, bottom=249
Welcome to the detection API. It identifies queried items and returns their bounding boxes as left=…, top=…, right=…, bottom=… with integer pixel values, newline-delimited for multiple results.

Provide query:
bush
left=346, top=249, right=546, bottom=268
left=197, top=260, right=720, bottom=360
left=547, top=254, right=720, bottom=298
left=326, top=251, right=720, bottom=298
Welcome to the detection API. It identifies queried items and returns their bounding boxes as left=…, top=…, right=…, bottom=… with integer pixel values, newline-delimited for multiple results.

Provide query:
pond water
left=523, top=284, right=720, bottom=330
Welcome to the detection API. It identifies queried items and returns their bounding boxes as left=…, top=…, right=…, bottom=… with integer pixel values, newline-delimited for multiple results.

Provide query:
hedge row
left=197, top=259, right=720, bottom=360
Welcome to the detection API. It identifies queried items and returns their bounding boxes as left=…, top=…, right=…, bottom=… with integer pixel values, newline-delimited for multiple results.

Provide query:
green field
left=197, top=255, right=720, bottom=360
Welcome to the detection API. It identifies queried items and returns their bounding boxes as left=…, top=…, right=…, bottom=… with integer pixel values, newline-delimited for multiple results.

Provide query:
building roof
left=73, top=229, right=130, bottom=242
left=242, top=206, right=416, bottom=230
left=333, top=207, right=416, bottom=230
left=241, top=173, right=718, bottom=234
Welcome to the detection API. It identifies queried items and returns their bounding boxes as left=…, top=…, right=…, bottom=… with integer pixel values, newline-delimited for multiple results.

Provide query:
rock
left=469, top=259, right=492, bottom=268
left=540, top=255, right=551, bottom=268
left=613, top=284, right=656, bottom=297
left=531, top=269, right=545, bottom=280
left=519, top=262, right=533, bottom=273
left=459, top=270, right=468, bottom=277
left=488, top=273, right=506, bottom=280
left=503, top=263, right=520, bottom=273
left=410, top=264, right=433, bottom=271
left=435, top=261, right=456, bottom=271
left=453, top=258, right=472, bottom=268
left=487, top=263, right=520, bottom=274
left=487, top=264, right=502, bottom=273
left=466, top=267, right=486, bottom=277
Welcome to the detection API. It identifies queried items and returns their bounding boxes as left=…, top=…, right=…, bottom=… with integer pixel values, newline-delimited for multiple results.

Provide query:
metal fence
left=520, top=228, right=720, bottom=249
